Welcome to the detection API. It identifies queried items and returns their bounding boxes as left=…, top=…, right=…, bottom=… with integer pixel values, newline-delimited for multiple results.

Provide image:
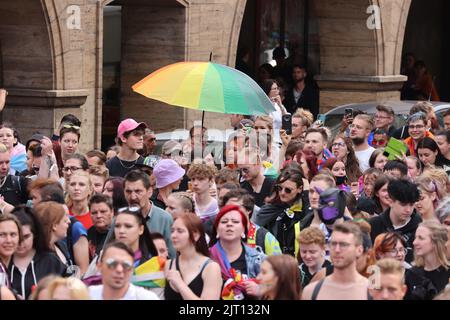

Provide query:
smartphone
left=345, top=108, right=353, bottom=118
left=350, top=182, right=360, bottom=198
left=282, top=114, right=292, bottom=135
left=314, top=114, right=326, bottom=127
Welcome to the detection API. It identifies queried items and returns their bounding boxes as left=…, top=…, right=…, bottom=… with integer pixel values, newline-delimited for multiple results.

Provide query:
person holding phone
left=262, top=80, right=288, bottom=165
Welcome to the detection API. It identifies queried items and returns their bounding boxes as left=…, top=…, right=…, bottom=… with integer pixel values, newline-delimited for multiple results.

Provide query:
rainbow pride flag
left=131, top=256, right=166, bottom=288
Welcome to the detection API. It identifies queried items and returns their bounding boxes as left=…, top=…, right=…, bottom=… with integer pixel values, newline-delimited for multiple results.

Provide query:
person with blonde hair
left=165, top=192, right=195, bottom=219
left=289, top=108, right=313, bottom=142
left=47, top=276, right=89, bottom=300
left=28, top=275, right=59, bottom=300
left=405, top=221, right=450, bottom=299
left=369, top=258, right=407, bottom=300
left=415, top=176, right=443, bottom=222
left=422, top=166, right=450, bottom=195
left=66, top=170, right=94, bottom=230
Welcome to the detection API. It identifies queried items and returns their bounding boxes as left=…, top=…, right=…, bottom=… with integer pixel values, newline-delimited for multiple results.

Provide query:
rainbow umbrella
left=132, top=62, right=276, bottom=116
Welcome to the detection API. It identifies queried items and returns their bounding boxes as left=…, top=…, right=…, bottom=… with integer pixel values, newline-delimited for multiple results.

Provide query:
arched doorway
left=402, top=0, right=450, bottom=102
left=0, top=1, right=88, bottom=141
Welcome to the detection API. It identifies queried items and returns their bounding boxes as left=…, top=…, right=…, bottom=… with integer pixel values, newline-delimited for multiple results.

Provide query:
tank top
left=164, top=258, right=211, bottom=300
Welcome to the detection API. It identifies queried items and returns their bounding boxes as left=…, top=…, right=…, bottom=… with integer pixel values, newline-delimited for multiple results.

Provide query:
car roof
left=325, top=100, right=450, bottom=115
left=155, top=129, right=232, bottom=142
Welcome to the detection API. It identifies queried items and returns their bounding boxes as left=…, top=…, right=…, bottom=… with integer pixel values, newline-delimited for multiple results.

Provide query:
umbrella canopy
left=132, top=61, right=276, bottom=116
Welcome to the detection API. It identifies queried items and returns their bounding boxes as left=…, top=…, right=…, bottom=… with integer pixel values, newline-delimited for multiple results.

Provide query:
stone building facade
left=0, top=0, right=418, bottom=151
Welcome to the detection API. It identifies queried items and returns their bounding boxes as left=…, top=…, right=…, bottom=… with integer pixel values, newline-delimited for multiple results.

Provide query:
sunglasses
left=240, top=168, right=250, bottom=174
left=275, top=185, right=294, bottom=194
left=105, top=258, right=133, bottom=272
left=372, top=139, right=386, bottom=146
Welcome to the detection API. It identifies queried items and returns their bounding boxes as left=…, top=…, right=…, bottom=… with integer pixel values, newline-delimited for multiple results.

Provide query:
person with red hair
left=209, top=205, right=266, bottom=300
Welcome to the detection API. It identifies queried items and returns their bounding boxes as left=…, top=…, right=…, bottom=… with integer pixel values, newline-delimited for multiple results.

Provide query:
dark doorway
left=102, top=4, right=122, bottom=151
left=402, top=0, right=450, bottom=102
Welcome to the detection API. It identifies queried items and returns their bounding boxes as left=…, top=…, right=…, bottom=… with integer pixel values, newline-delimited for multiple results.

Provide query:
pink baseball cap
left=117, top=118, right=148, bottom=138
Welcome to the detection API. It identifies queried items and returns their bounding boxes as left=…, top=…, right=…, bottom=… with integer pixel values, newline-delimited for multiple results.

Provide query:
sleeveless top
left=164, top=258, right=211, bottom=300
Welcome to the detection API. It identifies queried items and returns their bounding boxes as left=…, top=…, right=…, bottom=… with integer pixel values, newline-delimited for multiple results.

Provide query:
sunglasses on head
left=62, top=124, right=81, bottom=130
left=105, top=258, right=133, bottom=271
left=118, top=206, right=141, bottom=213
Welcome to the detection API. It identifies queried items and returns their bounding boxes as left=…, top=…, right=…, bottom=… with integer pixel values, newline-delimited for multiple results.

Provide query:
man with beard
left=283, top=65, right=319, bottom=117
left=304, top=128, right=334, bottom=170
left=350, top=114, right=375, bottom=172
left=302, top=221, right=370, bottom=300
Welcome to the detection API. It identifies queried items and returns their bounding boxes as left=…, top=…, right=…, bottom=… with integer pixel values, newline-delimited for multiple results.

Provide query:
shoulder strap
left=311, top=278, right=325, bottom=301
left=199, top=259, right=211, bottom=273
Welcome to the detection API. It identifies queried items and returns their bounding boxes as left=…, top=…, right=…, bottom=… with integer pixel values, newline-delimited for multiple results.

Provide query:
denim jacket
left=244, top=244, right=266, bottom=279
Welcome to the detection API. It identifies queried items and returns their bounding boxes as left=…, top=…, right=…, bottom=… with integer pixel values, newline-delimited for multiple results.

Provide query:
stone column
left=313, top=0, right=411, bottom=112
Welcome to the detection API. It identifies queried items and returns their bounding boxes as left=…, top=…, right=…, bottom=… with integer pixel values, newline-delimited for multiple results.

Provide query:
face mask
left=335, top=176, right=346, bottom=185
left=317, top=187, right=345, bottom=225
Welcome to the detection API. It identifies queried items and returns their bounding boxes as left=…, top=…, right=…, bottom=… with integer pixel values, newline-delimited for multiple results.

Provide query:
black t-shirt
left=299, top=259, right=332, bottom=288
left=150, top=189, right=167, bottom=210
left=240, top=177, right=275, bottom=207
left=0, top=175, right=29, bottom=206
left=105, top=155, right=145, bottom=178
left=424, top=266, right=450, bottom=294
left=230, top=245, right=248, bottom=277
left=87, top=227, right=109, bottom=260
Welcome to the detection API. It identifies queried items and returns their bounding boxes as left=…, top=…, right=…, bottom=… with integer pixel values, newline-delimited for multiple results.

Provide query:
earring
left=241, top=233, right=246, bottom=239
left=216, top=234, right=220, bottom=239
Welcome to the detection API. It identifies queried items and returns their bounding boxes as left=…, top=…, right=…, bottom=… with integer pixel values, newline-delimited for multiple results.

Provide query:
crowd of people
left=0, top=70, right=450, bottom=301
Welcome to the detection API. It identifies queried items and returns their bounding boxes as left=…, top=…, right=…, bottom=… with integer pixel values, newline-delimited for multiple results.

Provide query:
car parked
left=323, top=100, right=450, bottom=138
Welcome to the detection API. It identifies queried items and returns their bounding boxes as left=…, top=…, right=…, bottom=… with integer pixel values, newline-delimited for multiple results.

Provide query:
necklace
left=118, top=157, right=138, bottom=169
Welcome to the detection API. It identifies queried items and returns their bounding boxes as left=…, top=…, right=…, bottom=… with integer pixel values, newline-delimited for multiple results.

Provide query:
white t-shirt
left=270, top=103, right=283, bottom=145
left=89, top=284, right=160, bottom=300
left=355, top=146, right=375, bottom=173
